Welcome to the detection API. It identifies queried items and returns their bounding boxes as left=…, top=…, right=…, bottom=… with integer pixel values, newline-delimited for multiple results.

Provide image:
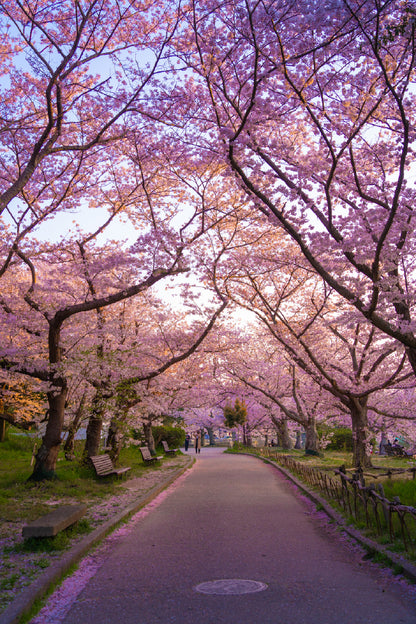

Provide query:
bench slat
left=90, top=454, right=131, bottom=478
left=162, top=441, right=178, bottom=455
left=140, top=447, right=162, bottom=463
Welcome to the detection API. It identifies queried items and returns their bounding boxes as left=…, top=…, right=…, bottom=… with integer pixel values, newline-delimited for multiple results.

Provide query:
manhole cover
left=194, top=579, right=268, bottom=595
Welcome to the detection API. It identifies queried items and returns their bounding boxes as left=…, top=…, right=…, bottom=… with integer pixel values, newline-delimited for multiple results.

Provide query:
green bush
left=152, top=425, right=185, bottom=449
left=325, top=428, right=354, bottom=452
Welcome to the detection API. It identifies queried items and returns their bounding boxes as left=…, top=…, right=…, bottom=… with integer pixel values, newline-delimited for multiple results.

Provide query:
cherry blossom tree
left=0, top=238, right=189, bottom=477
left=5, top=0, right=416, bottom=474
left=220, top=238, right=414, bottom=466
left=174, top=0, right=416, bottom=377
left=212, top=312, right=343, bottom=452
left=0, top=0, right=181, bottom=241
left=228, top=353, right=325, bottom=453
left=87, top=291, right=229, bottom=459
left=0, top=372, right=46, bottom=437
left=1, top=90, right=250, bottom=478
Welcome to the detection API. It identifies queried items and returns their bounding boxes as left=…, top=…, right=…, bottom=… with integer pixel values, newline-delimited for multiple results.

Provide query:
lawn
left=0, top=430, right=180, bottom=532
left=0, top=429, right=187, bottom=614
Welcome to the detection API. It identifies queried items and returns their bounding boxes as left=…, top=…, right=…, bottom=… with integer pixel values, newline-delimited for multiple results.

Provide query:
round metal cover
left=194, top=579, right=268, bottom=595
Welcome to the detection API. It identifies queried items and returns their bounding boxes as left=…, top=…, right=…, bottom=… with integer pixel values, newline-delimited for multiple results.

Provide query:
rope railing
left=259, top=449, right=416, bottom=553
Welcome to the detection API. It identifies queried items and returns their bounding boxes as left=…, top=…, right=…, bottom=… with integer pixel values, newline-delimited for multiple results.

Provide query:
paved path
left=37, top=449, right=416, bottom=624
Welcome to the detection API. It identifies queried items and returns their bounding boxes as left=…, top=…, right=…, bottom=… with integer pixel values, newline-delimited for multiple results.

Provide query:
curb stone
left=0, top=456, right=194, bottom=624
left=249, top=453, right=416, bottom=583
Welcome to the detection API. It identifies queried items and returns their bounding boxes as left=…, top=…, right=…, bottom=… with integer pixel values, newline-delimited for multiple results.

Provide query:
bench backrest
left=162, top=441, right=170, bottom=452
left=90, top=454, right=114, bottom=474
left=140, top=446, right=153, bottom=460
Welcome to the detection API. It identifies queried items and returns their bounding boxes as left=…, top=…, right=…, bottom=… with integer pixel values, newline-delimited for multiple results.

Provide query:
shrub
left=325, top=428, right=353, bottom=452
left=152, top=425, right=185, bottom=449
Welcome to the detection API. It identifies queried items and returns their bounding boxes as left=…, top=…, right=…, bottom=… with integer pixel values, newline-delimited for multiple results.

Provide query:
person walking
left=184, top=434, right=190, bottom=452
left=195, top=432, right=201, bottom=454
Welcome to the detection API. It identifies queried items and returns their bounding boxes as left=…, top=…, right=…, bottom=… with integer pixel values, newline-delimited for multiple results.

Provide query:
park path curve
left=32, top=448, right=416, bottom=624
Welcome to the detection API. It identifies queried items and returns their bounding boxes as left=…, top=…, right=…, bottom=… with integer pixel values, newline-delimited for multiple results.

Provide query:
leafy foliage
left=325, top=428, right=354, bottom=452
left=223, top=399, right=247, bottom=429
left=152, top=425, right=185, bottom=449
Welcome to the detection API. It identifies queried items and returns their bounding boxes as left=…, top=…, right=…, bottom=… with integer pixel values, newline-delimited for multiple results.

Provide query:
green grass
left=381, top=479, right=416, bottom=506
left=258, top=446, right=416, bottom=494
left=0, top=430, right=187, bottom=617
left=7, top=518, right=93, bottom=555
left=0, top=574, right=20, bottom=591
left=0, top=431, right=176, bottom=532
left=284, top=448, right=414, bottom=502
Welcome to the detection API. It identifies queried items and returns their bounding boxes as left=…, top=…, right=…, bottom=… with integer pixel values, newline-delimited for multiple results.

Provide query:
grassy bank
left=0, top=432, right=167, bottom=527
left=259, top=447, right=416, bottom=504
left=0, top=430, right=187, bottom=614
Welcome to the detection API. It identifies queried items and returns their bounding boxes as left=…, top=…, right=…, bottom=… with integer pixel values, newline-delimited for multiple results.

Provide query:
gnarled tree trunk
left=106, top=416, right=125, bottom=463
left=64, top=391, right=87, bottom=460
left=30, top=382, right=67, bottom=480
left=273, top=417, right=293, bottom=449
left=349, top=397, right=372, bottom=468
left=143, top=420, right=156, bottom=454
left=305, top=417, right=319, bottom=453
left=29, top=319, right=67, bottom=480
left=83, top=389, right=108, bottom=461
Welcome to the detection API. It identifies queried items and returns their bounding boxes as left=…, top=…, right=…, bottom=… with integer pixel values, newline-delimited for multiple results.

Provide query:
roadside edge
left=0, top=456, right=194, bottom=624
left=245, top=453, right=416, bottom=583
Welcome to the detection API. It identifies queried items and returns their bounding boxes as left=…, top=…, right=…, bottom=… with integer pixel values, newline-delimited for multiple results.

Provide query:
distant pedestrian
left=185, top=434, right=191, bottom=452
left=195, top=433, right=201, bottom=454
left=379, top=433, right=388, bottom=455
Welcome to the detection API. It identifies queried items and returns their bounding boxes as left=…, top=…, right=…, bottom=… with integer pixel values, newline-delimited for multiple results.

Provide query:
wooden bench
left=162, top=440, right=178, bottom=456
left=140, top=446, right=163, bottom=464
left=90, top=454, right=131, bottom=478
left=384, top=442, right=408, bottom=457
left=22, top=504, right=87, bottom=538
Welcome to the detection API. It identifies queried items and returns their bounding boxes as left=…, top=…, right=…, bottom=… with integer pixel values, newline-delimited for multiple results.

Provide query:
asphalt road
left=40, top=448, right=416, bottom=624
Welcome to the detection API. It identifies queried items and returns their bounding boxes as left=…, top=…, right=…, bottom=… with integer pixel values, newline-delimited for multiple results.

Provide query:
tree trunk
left=206, top=426, right=215, bottom=446
left=241, top=424, right=250, bottom=446
left=83, top=389, right=107, bottom=461
left=29, top=318, right=68, bottom=480
left=143, top=420, right=156, bottom=455
left=274, top=418, right=293, bottom=449
left=349, top=397, right=372, bottom=468
left=30, top=383, right=67, bottom=480
left=244, top=424, right=253, bottom=446
left=200, top=428, right=206, bottom=447
left=63, top=427, right=77, bottom=459
left=0, top=417, right=7, bottom=442
left=64, top=392, right=87, bottom=459
left=106, top=416, right=125, bottom=463
left=106, top=418, right=117, bottom=457
left=84, top=413, right=103, bottom=459
left=305, top=418, right=319, bottom=452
